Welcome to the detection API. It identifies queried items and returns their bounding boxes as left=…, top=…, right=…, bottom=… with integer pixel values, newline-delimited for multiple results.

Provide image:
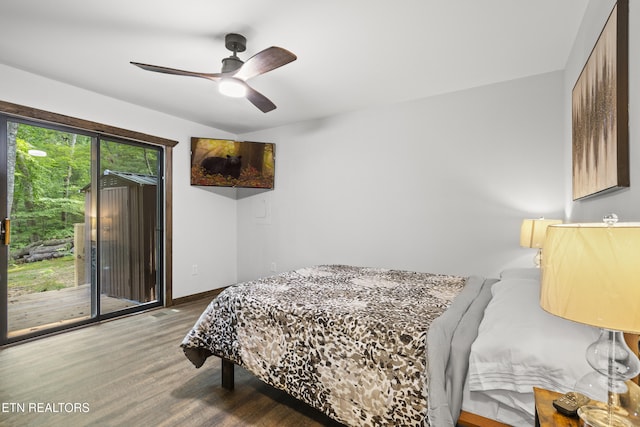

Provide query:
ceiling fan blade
left=232, top=47, right=297, bottom=81
left=242, top=83, right=277, bottom=113
left=130, top=62, right=224, bottom=81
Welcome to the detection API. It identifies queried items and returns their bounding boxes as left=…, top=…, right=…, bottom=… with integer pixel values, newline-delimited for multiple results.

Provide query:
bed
left=180, top=265, right=602, bottom=426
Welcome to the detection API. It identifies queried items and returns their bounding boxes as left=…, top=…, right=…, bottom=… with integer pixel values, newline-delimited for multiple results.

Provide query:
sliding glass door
left=0, top=117, right=164, bottom=344
left=97, top=139, right=162, bottom=315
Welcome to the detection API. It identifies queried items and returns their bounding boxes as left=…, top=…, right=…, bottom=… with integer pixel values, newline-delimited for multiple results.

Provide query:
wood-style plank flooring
left=0, top=298, right=344, bottom=427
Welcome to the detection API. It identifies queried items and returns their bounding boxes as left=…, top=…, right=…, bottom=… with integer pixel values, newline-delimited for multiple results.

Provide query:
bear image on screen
left=201, top=155, right=242, bottom=179
left=190, top=138, right=275, bottom=189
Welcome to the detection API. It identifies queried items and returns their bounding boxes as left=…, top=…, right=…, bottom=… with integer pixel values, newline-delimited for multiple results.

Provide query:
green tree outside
left=9, top=124, right=159, bottom=253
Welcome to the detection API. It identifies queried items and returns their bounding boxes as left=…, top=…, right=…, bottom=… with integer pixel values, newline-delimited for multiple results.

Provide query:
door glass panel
left=98, top=139, right=161, bottom=314
left=6, top=121, right=93, bottom=337
left=2, top=120, right=164, bottom=343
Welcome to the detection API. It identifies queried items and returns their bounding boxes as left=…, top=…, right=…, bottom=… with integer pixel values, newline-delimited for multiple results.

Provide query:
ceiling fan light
left=219, top=79, right=247, bottom=98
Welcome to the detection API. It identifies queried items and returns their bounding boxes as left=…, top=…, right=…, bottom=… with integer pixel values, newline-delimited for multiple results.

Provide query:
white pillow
left=467, top=277, right=600, bottom=394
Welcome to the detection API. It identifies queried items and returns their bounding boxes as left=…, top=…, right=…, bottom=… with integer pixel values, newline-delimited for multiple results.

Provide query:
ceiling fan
left=131, top=33, right=296, bottom=113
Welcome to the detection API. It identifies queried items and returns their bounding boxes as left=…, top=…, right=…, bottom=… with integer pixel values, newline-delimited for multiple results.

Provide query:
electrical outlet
left=270, top=262, right=277, bottom=272
left=191, top=264, right=198, bottom=275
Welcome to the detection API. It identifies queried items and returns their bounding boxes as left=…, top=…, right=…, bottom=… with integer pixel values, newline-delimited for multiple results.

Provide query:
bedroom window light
left=540, top=215, right=640, bottom=427
left=27, top=149, right=47, bottom=157
left=520, top=217, right=562, bottom=267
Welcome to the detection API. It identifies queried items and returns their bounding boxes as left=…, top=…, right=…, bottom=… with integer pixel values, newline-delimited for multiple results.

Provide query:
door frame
left=0, top=100, right=177, bottom=345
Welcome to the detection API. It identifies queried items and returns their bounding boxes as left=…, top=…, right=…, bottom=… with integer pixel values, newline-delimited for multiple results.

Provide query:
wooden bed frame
left=218, top=334, right=639, bottom=427
left=457, top=411, right=510, bottom=427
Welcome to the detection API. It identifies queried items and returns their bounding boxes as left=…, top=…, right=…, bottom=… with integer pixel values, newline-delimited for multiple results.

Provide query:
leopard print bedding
left=181, top=265, right=467, bottom=427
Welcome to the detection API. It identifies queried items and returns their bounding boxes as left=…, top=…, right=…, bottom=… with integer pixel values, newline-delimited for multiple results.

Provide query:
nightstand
left=533, top=387, right=581, bottom=427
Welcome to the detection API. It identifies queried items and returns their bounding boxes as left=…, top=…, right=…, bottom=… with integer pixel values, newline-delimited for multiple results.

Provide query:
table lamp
left=540, top=216, right=640, bottom=427
left=520, top=218, right=562, bottom=267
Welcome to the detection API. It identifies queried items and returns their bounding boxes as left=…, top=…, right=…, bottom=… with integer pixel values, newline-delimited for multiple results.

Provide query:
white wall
left=564, top=0, right=640, bottom=222
left=1, top=47, right=585, bottom=294
left=2, top=3, right=628, bottom=299
left=237, top=72, right=566, bottom=281
left=0, top=64, right=238, bottom=298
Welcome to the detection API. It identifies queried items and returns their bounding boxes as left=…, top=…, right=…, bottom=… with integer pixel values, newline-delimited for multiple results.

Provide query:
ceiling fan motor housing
left=221, top=33, right=247, bottom=73
left=221, top=55, right=244, bottom=73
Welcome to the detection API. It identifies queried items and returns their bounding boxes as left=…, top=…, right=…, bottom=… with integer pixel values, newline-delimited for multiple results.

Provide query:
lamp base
left=578, top=404, right=634, bottom=427
left=574, top=329, right=640, bottom=426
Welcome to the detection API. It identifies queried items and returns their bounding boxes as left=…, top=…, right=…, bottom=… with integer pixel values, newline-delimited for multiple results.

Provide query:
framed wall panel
left=572, top=0, right=629, bottom=200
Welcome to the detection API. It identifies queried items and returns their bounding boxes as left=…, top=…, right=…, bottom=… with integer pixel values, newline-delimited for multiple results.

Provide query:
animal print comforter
left=181, top=265, right=486, bottom=427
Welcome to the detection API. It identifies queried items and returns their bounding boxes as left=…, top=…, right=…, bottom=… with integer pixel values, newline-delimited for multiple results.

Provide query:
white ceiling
left=0, top=0, right=589, bottom=135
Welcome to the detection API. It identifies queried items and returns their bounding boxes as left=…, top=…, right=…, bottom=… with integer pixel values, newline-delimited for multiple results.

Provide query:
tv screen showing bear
left=190, top=138, right=275, bottom=189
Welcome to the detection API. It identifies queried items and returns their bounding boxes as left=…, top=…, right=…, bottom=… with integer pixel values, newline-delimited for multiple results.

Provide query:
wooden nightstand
left=533, top=387, right=581, bottom=427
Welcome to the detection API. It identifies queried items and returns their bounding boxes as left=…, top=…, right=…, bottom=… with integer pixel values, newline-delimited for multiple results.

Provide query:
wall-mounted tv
left=190, top=137, right=275, bottom=189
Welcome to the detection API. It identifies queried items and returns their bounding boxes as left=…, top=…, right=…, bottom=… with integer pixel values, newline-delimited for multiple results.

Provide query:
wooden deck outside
left=8, top=284, right=139, bottom=337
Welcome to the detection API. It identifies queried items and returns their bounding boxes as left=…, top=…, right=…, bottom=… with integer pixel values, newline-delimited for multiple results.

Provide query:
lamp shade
left=540, top=222, right=640, bottom=334
left=520, top=218, right=562, bottom=248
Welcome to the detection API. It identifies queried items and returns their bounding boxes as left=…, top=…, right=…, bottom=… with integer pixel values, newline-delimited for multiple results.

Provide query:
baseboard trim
left=172, top=287, right=226, bottom=306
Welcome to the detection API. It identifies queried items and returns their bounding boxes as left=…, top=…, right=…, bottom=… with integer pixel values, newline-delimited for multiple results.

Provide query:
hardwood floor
left=0, top=298, right=344, bottom=427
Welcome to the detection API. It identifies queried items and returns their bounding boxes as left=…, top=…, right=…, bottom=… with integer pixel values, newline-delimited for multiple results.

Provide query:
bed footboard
left=221, top=358, right=235, bottom=390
